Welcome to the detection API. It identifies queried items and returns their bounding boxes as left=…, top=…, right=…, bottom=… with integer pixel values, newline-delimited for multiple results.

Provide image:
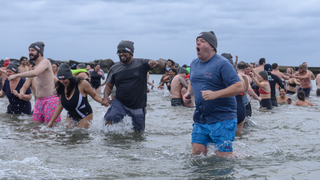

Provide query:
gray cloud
left=0, top=0, right=320, bottom=67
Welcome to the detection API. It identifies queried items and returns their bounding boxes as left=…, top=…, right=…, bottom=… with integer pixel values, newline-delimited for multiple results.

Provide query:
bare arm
left=13, top=90, right=32, bottom=101
left=234, top=55, right=238, bottom=67
left=47, top=97, right=63, bottom=128
left=183, top=81, right=194, bottom=104
left=18, top=78, right=32, bottom=99
left=82, top=80, right=103, bottom=104
left=293, top=78, right=300, bottom=85
left=9, top=60, right=49, bottom=80
left=178, top=76, right=188, bottom=88
left=101, top=82, right=114, bottom=106
left=149, top=60, right=165, bottom=69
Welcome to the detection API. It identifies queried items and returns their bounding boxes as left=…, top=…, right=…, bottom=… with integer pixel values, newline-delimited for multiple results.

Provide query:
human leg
left=43, top=95, right=61, bottom=123
left=104, top=98, right=126, bottom=125
left=209, top=118, right=237, bottom=157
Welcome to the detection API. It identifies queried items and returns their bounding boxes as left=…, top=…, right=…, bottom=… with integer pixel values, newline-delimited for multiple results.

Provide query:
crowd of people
left=0, top=32, right=318, bottom=158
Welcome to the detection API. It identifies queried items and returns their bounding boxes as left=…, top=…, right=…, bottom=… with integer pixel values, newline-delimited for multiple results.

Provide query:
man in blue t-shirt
left=183, top=31, right=243, bottom=157
left=101, top=40, right=164, bottom=131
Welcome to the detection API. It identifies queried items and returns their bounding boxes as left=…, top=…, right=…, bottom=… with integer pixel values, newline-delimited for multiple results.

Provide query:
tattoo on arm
left=178, top=78, right=188, bottom=88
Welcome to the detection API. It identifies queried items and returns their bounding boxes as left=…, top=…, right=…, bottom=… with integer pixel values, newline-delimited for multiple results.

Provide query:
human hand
left=8, top=74, right=17, bottom=81
left=201, top=90, right=218, bottom=101
left=12, top=90, right=19, bottom=97
left=149, top=60, right=157, bottom=68
left=101, top=97, right=111, bottom=107
left=236, top=55, right=238, bottom=60
left=183, top=92, right=192, bottom=104
left=19, top=92, right=25, bottom=100
left=47, top=121, right=54, bottom=128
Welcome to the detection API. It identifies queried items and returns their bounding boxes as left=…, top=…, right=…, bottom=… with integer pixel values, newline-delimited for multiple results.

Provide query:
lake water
left=0, top=75, right=319, bottom=179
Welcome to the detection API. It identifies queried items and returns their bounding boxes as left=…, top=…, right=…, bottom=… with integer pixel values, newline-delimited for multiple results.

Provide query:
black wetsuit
left=267, top=72, right=284, bottom=106
left=90, top=70, right=104, bottom=89
left=61, top=85, right=93, bottom=121
left=236, top=94, right=246, bottom=124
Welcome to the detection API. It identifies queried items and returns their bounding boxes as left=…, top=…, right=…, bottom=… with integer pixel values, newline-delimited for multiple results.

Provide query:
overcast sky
left=1, top=0, right=319, bottom=67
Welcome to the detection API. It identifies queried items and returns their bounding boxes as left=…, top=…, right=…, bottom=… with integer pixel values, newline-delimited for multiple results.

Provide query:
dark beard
left=119, top=55, right=131, bottom=64
left=29, top=52, right=40, bottom=61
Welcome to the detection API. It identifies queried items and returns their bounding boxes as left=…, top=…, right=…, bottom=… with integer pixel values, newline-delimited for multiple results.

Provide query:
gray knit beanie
left=77, top=63, right=86, bottom=69
left=197, top=31, right=218, bottom=52
left=29, top=41, right=45, bottom=55
left=177, top=67, right=189, bottom=74
left=259, top=70, right=269, bottom=81
left=6, top=61, right=20, bottom=73
left=57, top=63, right=73, bottom=79
left=117, top=40, right=134, bottom=55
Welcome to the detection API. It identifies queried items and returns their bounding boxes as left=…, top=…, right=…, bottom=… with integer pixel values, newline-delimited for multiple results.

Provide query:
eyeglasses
left=117, top=50, right=129, bottom=55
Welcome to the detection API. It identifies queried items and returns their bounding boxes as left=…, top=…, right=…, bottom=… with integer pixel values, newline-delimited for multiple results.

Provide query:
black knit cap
left=197, top=31, right=218, bottom=52
left=117, top=40, right=134, bottom=55
left=57, top=63, right=73, bottom=79
left=29, top=41, right=45, bottom=55
left=6, top=61, right=20, bottom=73
left=221, top=53, right=233, bottom=64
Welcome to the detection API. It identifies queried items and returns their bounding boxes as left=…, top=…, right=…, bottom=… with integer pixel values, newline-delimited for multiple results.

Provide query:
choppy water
left=1, top=75, right=320, bottom=179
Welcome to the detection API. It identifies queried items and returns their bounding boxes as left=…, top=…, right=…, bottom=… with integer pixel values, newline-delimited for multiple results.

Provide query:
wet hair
left=297, top=91, right=305, bottom=101
left=259, top=58, right=266, bottom=65
left=20, top=56, right=28, bottom=62
left=168, top=59, right=175, bottom=66
left=56, top=77, right=83, bottom=98
left=52, top=62, right=60, bottom=68
left=279, top=88, right=286, bottom=93
left=169, top=68, right=177, bottom=75
left=272, top=63, right=278, bottom=70
left=237, top=61, right=246, bottom=70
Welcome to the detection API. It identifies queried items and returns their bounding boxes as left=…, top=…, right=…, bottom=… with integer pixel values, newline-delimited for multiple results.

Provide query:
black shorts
left=317, top=89, right=320, bottom=97
left=260, top=99, right=272, bottom=109
left=171, top=98, right=183, bottom=106
left=245, top=102, right=252, bottom=117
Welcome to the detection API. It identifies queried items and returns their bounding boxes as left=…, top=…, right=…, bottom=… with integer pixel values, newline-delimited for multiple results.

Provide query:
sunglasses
left=116, top=50, right=129, bottom=55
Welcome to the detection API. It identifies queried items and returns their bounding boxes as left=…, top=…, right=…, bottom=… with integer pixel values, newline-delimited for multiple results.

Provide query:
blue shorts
left=191, top=118, right=237, bottom=152
left=104, top=98, right=146, bottom=131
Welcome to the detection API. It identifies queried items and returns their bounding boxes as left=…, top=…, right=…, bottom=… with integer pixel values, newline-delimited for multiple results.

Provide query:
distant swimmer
left=292, top=91, right=314, bottom=106
left=170, top=67, right=194, bottom=107
left=47, top=63, right=104, bottom=129
left=8, top=41, right=61, bottom=124
left=276, top=88, right=292, bottom=104
left=18, top=56, right=31, bottom=73
left=264, top=64, right=284, bottom=107
left=101, top=40, right=165, bottom=131
left=51, top=62, right=59, bottom=78
left=290, top=64, right=311, bottom=97
left=250, top=70, right=272, bottom=109
left=271, top=63, right=289, bottom=97
left=88, top=64, right=105, bottom=93
left=316, top=73, right=320, bottom=96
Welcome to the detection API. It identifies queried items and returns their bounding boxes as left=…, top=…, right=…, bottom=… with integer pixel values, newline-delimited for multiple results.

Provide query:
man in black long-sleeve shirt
left=264, top=64, right=284, bottom=106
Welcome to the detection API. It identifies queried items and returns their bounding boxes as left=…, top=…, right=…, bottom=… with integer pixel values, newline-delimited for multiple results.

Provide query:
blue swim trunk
left=191, top=118, right=237, bottom=152
left=104, top=98, right=146, bottom=131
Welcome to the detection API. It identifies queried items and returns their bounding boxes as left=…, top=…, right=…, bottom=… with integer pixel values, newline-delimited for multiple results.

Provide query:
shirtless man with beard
left=8, top=41, right=61, bottom=123
left=18, top=56, right=31, bottom=73
left=170, top=67, right=194, bottom=107
left=291, top=64, right=312, bottom=98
